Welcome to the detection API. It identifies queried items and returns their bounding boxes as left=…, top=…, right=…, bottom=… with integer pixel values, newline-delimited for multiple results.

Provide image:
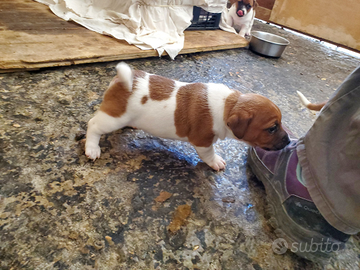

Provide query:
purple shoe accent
left=254, top=140, right=312, bottom=201
left=253, top=138, right=297, bottom=175
left=286, top=151, right=312, bottom=201
left=254, top=147, right=281, bottom=174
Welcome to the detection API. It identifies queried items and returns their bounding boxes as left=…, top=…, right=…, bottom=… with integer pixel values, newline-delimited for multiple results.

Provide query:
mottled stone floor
left=1, top=21, right=359, bottom=270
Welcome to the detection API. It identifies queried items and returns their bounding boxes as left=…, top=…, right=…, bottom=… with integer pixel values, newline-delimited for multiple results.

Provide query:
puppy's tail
left=116, top=62, right=133, bottom=91
left=296, top=91, right=326, bottom=111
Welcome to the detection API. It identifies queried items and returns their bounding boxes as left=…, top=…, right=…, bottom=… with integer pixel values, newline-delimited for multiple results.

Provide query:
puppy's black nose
left=282, top=135, right=290, bottom=145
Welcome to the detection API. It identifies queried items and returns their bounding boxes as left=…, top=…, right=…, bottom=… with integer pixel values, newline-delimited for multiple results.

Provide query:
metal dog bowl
left=250, top=31, right=290, bottom=58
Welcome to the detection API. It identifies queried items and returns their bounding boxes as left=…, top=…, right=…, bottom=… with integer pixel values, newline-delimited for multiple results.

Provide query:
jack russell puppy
left=85, top=62, right=290, bottom=171
left=226, top=0, right=258, bottom=38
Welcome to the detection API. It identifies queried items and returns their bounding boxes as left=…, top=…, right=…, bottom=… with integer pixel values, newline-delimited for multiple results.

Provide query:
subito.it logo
left=272, top=238, right=288, bottom=254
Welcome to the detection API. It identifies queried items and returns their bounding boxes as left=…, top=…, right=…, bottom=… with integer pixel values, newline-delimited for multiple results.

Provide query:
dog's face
left=225, top=93, right=290, bottom=150
left=230, top=0, right=257, bottom=17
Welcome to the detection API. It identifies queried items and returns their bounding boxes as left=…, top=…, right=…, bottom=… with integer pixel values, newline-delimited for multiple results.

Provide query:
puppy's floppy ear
left=229, top=0, right=238, bottom=5
left=227, top=113, right=252, bottom=139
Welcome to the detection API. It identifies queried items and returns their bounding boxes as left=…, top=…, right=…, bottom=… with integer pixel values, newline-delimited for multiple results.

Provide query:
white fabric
left=35, top=0, right=236, bottom=59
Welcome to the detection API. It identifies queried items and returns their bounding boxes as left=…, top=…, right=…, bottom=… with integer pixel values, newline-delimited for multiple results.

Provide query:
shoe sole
left=247, top=147, right=334, bottom=264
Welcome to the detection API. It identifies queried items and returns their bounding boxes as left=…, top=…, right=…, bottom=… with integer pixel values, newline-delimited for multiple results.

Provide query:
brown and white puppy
left=85, top=62, right=290, bottom=171
left=297, top=91, right=326, bottom=111
left=226, top=0, right=258, bottom=38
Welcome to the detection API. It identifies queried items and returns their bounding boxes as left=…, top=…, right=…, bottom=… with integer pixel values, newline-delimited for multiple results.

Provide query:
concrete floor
left=1, top=21, right=359, bottom=270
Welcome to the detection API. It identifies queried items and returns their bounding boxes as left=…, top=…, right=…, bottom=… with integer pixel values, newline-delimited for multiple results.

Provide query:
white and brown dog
left=226, top=0, right=258, bottom=38
left=85, top=62, right=289, bottom=171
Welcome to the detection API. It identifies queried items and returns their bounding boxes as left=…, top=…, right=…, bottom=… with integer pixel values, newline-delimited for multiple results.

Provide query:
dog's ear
left=229, top=0, right=238, bottom=5
left=253, top=0, right=258, bottom=8
left=227, top=113, right=252, bottom=139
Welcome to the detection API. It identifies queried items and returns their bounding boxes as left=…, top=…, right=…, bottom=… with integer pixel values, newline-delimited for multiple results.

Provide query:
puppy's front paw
left=208, top=154, right=226, bottom=171
left=85, top=144, right=101, bottom=160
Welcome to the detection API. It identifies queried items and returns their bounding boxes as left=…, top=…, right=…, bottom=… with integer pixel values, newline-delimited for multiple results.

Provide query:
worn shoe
left=247, top=137, right=350, bottom=263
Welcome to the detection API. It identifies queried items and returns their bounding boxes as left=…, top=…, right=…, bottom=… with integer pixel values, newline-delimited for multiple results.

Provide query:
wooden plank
left=0, top=30, right=247, bottom=70
left=0, top=0, right=248, bottom=73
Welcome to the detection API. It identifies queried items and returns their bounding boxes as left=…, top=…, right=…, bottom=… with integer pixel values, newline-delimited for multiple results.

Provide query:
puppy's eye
left=246, top=4, right=252, bottom=9
left=267, top=125, right=278, bottom=134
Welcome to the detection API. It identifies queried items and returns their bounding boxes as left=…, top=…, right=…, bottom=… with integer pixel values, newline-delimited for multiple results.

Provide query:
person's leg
left=247, top=66, right=360, bottom=262
left=297, top=66, right=360, bottom=234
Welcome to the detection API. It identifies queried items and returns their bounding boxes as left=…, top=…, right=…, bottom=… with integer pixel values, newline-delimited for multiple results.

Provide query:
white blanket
left=35, top=0, right=236, bottom=59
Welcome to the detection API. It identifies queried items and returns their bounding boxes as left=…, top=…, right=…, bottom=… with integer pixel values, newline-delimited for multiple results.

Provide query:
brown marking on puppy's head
left=149, top=75, right=175, bottom=101
left=175, top=83, right=215, bottom=147
left=100, top=70, right=145, bottom=117
left=224, top=91, right=289, bottom=150
left=247, top=0, right=258, bottom=9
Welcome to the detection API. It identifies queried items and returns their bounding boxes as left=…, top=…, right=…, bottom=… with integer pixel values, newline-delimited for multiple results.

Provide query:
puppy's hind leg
left=85, top=111, right=129, bottom=160
left=195, top=145, right=226, bottom=171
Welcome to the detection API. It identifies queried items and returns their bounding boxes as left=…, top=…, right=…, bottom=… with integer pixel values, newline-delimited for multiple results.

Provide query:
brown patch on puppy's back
left=100, top=70, right=145, bottom=117
left=100, top=78, right=130, bottom=117
left=175, top=83, right=214, bottom=147
left=243, top=0, right=257, bottom=8
left=141, top=96, right=148, bottom=104
left=149, top=75, right=175, bottom=101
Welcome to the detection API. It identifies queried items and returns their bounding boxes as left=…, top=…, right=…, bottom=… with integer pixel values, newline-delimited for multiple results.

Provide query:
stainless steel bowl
left=250, top=31, right=290, bottom=58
